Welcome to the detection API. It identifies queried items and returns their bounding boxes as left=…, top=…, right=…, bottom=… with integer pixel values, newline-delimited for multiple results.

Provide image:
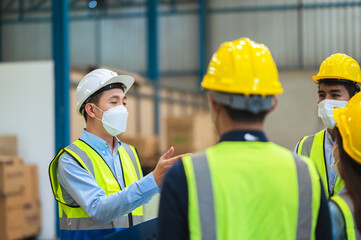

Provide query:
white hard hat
left=76, top=68, right=134, bottom=115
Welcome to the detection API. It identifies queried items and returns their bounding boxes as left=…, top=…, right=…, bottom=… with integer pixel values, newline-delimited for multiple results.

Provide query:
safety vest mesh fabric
left=49, top=139, right=143, bottom=232
left=297, top=129, right=344, bottom=198
left=331, top=194, right=361, bottom=240
left=183, top=141, right=321, bottom=240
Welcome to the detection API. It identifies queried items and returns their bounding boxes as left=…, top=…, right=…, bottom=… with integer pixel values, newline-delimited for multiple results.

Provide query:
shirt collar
left=219, top=130, right=268, bottom=143
left=325, top=129, right=334, bottom=145
left=80, top=129, right=121, bottom=150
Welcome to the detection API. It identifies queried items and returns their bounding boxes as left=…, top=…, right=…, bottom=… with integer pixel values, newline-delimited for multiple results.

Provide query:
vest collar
left=219, top=130, right=268, bottom=143
left=80, top=129, right=121, bottom=151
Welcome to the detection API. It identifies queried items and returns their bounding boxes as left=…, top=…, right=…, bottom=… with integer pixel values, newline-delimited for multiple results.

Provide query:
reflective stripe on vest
left=184, top=142, right=321, bottom=240
left=49, top=139, right=143, bottom=231
left=192, top=152, right=216, bottom=240
left=297, top=129, right=344, bottom=198
left=331, top=194, right=361, bottom=240
left=59, top=209, right=144, bottom=230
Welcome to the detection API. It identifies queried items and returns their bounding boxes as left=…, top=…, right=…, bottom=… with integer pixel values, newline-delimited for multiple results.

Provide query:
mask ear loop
left=90, top=104, right=104, bottom=122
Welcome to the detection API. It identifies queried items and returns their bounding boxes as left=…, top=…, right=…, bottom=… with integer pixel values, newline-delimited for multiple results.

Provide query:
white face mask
left=93, top=105, right=128, bottom=136
left=318, top=99, right=348, bottom=129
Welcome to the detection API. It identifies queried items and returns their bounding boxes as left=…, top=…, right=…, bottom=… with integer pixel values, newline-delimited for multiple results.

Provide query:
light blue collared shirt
left=325, top=130, right=338, bottom=192
left=57, top=129, right=160, bottom=224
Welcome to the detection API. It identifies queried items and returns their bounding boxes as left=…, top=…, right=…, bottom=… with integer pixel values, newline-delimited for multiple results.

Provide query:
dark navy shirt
left=157, top=130, right=332, bottom=240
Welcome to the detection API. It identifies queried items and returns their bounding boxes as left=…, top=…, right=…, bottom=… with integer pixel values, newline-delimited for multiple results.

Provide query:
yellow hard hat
left=201, top=38, right=283, bottom=96
left=312, top=53, right=361, bottom=84
left=333, top=91, right=361, bottom=164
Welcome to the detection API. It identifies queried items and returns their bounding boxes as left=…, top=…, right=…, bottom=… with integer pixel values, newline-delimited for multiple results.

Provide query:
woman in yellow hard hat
left=329, top=91, right=361, bottom=240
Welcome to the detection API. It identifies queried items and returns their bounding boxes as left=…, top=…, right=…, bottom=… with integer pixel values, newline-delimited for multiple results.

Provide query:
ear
left=207, top=92, right=217, bottom=112
left=267, top=96, right=278, bottom=115
left=84, top=103, right=96, bottom=119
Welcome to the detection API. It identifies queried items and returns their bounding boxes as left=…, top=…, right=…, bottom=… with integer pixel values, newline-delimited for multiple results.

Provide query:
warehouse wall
left=2, top=0, right=361, bottom=72
left=209, top=0, right=361, bottom=69
left=0, top=61, right=55, bottom=239
left=2, top=22, right=51, bottom=61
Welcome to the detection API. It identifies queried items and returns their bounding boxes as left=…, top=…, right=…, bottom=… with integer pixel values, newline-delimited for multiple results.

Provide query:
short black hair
left=222, top=105, right=267, bottom=123
left=81, top=83, right=126, bottom=122
left=318, top=79, right=360, bottom=97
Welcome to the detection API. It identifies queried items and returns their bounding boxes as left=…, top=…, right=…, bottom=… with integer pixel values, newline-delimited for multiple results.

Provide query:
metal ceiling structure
left=1, top=0, right=197, bottom=16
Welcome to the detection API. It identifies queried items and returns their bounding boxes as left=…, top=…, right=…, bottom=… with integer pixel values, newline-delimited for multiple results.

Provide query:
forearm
left=58, top=154, right=159, bottom=224
left=84, top=173, right=159, bottom=223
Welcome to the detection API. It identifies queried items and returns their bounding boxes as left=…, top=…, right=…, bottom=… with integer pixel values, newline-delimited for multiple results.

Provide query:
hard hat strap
left=211, top=91, right=273, bottom=114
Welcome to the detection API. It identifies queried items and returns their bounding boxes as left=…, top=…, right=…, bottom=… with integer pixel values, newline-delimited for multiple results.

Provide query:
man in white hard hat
left=49, top=68, right=185, bottom=240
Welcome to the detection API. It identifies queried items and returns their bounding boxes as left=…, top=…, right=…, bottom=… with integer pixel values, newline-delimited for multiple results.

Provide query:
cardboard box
left=23, top=165, right=41, bottom=237
left=24, top=165, right=40, bottom=202
left=0, top=156, right=24, bottom=196
left=119, top=134, right=160, bottom=159
left=166, top=113, right=218, bottom=155
left=0, top=135, right=17, bottom=156
left=23, top=201, right=41, bottom=237
left=0, top=194, right=24, bottom=240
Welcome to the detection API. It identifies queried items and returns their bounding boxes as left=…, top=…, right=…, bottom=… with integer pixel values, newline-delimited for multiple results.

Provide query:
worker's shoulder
left=209, top=140, right=292, bottom=156
left=119, top=141, right=134, bottom=148
left=300, top=129, right=326, bottom=142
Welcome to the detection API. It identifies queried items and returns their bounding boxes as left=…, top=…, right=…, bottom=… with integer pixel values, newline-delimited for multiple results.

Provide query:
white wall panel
left=209, top=10, right=299, bottom=69
left=159, top=14, right=198, bottom=72
left=70, top=20, right=96, bottom=66
left=302, top=5, right=360, bottom=68
left=210, top=0, right=295, bottom=8
left=100, top=17, right=146, bottom=72
left=3, top=23, right=51, bottom=61
left=0, top=61, right=55, bottom=240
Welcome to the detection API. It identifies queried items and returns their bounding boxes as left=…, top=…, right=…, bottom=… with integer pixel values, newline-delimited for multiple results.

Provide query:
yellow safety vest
left=49, top=139, right=143, bottom=233
left=297, top=129, right=344, bottom=198
left=183, top=141, right=321, bottom=240
left=331, top=193, right=361, bottom=240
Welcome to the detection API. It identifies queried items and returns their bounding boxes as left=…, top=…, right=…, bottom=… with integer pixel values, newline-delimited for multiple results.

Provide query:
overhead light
left=88, top=0, right=97, bottom=8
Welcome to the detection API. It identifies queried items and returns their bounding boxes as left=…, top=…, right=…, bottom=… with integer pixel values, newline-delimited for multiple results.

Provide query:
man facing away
left=49, top=69, right=186, bottom=240
left=295, top=53, right=361, bottom=198
left=157, top=38, right=332, bottom=240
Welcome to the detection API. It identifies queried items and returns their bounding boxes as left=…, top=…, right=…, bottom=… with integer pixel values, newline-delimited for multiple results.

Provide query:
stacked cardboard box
left=0, top=155, right=25, bottom=240
left=0, top=135, right=41, bottom=240
left=23, top=165, right=41, bottom=237
left=166, top=113, right=218, bottom=156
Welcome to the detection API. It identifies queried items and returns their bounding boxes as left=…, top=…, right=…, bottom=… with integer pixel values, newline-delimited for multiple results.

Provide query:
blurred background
left=1, top=0, right=360, bottom=239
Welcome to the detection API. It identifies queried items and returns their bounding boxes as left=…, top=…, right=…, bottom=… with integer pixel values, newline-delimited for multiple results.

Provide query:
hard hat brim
left=333, top=106, right=361, bottom=164
left=313, top=76, right=355, bottom=84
